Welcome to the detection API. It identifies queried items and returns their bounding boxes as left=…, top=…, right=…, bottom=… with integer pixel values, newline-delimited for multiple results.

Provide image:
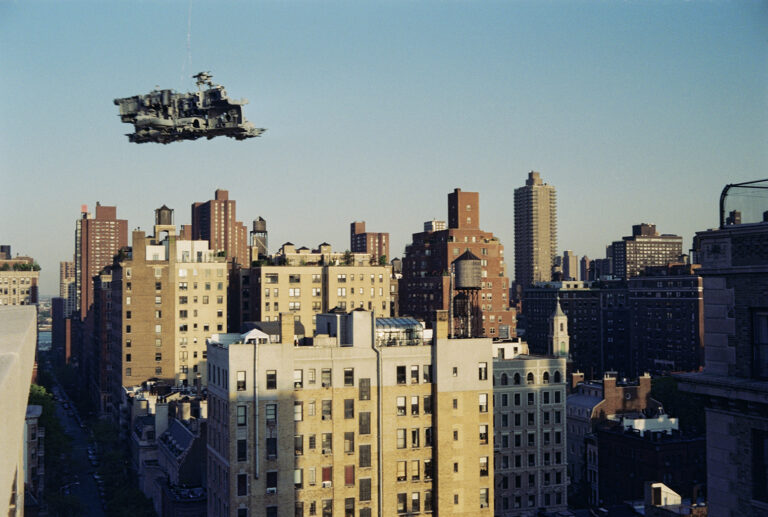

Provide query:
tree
left=378, top=255, right=388, bottom=266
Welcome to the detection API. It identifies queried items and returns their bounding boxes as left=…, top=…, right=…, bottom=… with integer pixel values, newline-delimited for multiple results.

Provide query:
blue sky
left=1, top=0, right=766, bottom=294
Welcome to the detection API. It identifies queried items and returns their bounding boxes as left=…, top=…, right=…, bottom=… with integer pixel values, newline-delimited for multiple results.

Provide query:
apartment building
left=0, top=255, right=40, bottom=307
left=350, top=222, right=389, bottom=264
left=191, top=189, right=248, bottom=267
left=513, top=172, right=557, bottom=293
left=233, top=243, right=390, bottom=333
left=401, top=188, right=513, bottom=338
left=107, top=211, right=228, bottom=409
left=492, top=340, right=568, bottom=516
left=206, top=309, right=494, bottom=516
left=610, top=224, right=683, bottom=279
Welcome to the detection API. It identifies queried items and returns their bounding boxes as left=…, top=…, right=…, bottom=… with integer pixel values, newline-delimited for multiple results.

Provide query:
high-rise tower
left=191, top=189, right=248, bottom=266
left=74, top=203, right=128, bottom=319
left=514, top=171, right=557, bottom=295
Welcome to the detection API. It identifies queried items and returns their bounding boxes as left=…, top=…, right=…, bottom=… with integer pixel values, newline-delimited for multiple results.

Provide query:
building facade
left=107, top=218, right=229, bottom=413
left=679, top=218, right=768, bottom=516
left=191, top=189, right=248, bottom=267
left=513, top=172, right=557, bottom=293
left=492, top=341, right=568, bottom=515
left=610, top=224, right=683, bottom=280
left=401, top=188, right=513, bottom=338
left=74, top=202, right=128, bottom=319
left=232, top=243, right=391, bottom=334
left=350, top=222, right=389, bottom=264
left=0, top=255, right=39, bottom=307
left=206, top=310, right=495, bottom=517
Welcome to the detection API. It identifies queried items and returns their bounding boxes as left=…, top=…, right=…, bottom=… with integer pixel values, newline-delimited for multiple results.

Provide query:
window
left=479, top=393, right=488, bottom=412
left=322, top=400, right=332, bottom=420
left=480, top=488, right=489, bottom=508
left=527, top=372, right=534, bottom=384
left=397, top=493, right=407, bottom=513
left=344, top=432, right=355, bottom=454
left=359, top=378, right=370, bottom=400
left=294, top=469, right=303, bottom=490
left=425, top=427, right=433, bottom=447
left=237, top=439, right=247, bottom=461
left=237, top=405, right=247, bottom=426
left=294, top=402, right=303, bottom=421
left=359, top=412, right=371, bottom=434
left=411, top=459, right=420, bottom=481
left=344, top=497, right=354, bottom=517
left=359, top=444, right=371, bottom=468
left=479, top=424, right=488, bottom=444
left=478, top=362, right=488, bottom=380
left=237, top=473, right=248, bottom=496
left=309, top=435, right=316, bottom=450
left=411, top=492, right=421, bottom=512
left=322, top=433, right=332, bottom=454
left=155, top=324, right=162, bottom=333
left=453, top=366, right=458, bottom=377
left=344, top=399, right=354, bottom=419
left=411, top=428, right=420, bottom=448
left=308, top=368, right=316, bottom=384
left=409, top=365, right=419, bottom=383
left=411, top=396, right=419, bottom=415
left=266, top=404, right=277, bottom=424
left=397, top=428, right=406, bottom=448
left=423, top=395, right=432, bottom=414
left=322, top=499, right=332, bottom=517
left=754, top=429, right=768, bottom=502
left=425, top=490, right=433, bottom=511
left=155, top=352, right=162, bottom=361
left=295, top=435, right=304, bottom=456
left=359, top=478, right=372, bottom=501
left=294, top=369, right=303, bottom=389
left=423, top=365, right=432, bottom=383
left=480, top=456, right=488, bottom=476
left=396, top=365, right=406, bottom=384
left=266, top=370, right=277, bottom=389
left=754, top=312, right=768, bottom=379
left=126, top=353, right=132, bottom=362
left=397, top=461, right=407, bottom=482
left=322, top=368, right=332, bottom=387
left=528, top=392, right=535, bottom=405
left=514, top=373, right=521, bottom=385
left=397, top=396, right=406, bottom=416
left=237, top=371, right=246, bottom=391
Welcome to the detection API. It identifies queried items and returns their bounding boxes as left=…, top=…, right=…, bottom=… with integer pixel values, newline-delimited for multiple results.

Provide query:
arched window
left=501, top=373, right=508, bottom=386
left=527, top=372, right=534, bottom=385
left=513, top=373, right=521, bottom=385
left=554, top=371, right=561, bottom=384
left=543, top=371, right=550, bottom=384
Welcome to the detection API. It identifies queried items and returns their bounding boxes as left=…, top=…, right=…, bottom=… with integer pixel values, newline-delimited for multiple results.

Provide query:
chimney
left=434, top=310, right=449, bottom=340
left=280, top=312, right=293, bottom=345
left=155, top=402, right=169, bottom=438
left=571, top=371, right=584, bottom=391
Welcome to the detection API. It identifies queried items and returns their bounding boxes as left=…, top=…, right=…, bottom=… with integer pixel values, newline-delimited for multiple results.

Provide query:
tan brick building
left=206, top=310, right=494, bottom=516
left=108, top=216, right=228, bottom=407
left=233, top=243, right=391, bottom=334
left=0, top=256, right=40, bottom=307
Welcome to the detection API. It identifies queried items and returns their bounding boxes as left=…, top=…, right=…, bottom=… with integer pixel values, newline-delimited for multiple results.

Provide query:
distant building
left=580, top=256, right=590, bottom=284
left=562, top=251, right=578, bottom=281
left=206, top=310, right=495, bottom=516
left=423, top=220, right=446, bottom=232
left=610, top=224, right=683, bottom=279
left=24, top=405, right=44, bottom=512
left=0, top=255, right=39, bottom=307
left=0, top=245, right=10, bottom=260
left=595, top=418, right=705, bottom=506
left=679, top=215, right=768, bottom=516
left=514, top=172, right=557, bottom=293
left=350, top=221, right=389, bottom=264
left=106, top=209, right=229, bottom=413
left=567, top=373, right=666, bottom=506
left=74, top=202, right=128, bottom=319
left=191, top=189, right=248, bottom=267
left=59, top=261, right=76, bottom=317
left=401, top=188, right=514, bottom=338
left=232, top=242, right=391, bottom=334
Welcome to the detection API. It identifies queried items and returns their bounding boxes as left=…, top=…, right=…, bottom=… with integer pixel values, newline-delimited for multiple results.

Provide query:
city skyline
left=2, top=1, right=766, bottom=294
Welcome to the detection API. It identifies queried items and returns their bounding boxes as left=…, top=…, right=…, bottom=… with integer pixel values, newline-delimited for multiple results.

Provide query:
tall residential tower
left=514, top=172, right=557, bottom=296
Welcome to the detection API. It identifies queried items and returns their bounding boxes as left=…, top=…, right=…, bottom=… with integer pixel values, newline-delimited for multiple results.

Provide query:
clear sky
left=1, top=0, right=766, bottom=295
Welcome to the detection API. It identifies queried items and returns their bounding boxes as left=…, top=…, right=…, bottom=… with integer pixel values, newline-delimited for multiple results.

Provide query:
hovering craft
left=113, top=72, right=265, bottom=144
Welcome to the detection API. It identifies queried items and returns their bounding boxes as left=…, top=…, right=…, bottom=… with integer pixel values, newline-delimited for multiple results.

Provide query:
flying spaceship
left=113, top=72, right=265, bottom=144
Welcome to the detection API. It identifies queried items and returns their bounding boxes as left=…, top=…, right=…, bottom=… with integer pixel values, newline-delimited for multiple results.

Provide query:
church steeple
left=549, top=296, right=570, bottom=358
